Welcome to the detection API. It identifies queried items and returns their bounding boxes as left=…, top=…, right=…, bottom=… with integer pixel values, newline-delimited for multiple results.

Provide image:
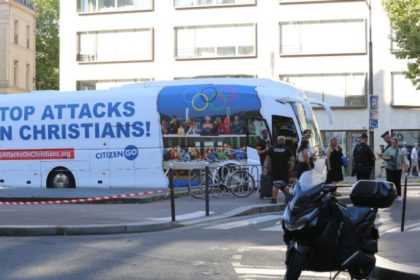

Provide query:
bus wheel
left=47, top=168, right=76, bottom=188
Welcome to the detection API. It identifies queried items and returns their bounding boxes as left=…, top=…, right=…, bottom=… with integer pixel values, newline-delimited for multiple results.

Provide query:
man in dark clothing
left=257, top=128, right=271, bottom=166
left=352, top=133, right=375, bottom=180
left=168, top=115, right=180, bottom=134
left=263, top=136, right=295, bottom=204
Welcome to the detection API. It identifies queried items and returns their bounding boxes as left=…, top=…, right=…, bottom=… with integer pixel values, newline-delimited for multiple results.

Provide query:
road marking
left=204, top=215, right=280, bottom=230
left=234, top=266, right=350, bottom=279
left=237, top=245, right=286, bottom=253
left=261, top=221, right=283, bottom=232
left=149, top=211, right=214, bottom=221
left=384, top=221, right=420, bottom=233
left=408, top=226, right=420, bottom=231
left=232, top=255, right=242, bottom=260
left=232, top=245, right=350, bottom=279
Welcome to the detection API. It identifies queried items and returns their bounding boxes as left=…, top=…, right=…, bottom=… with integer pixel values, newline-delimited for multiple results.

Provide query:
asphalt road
left=0, top=213, right=367, bottom=280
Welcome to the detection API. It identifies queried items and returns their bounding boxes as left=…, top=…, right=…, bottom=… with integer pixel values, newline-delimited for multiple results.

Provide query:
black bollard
left=205, top=165, right=210, bottom=217
left=169, top=167, right=176, bottom=222
left=401, top=175, right=408, bottom=232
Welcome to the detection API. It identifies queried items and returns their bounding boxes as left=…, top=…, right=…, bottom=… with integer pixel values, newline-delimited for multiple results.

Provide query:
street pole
left=367, top=0, right=375, bottom=178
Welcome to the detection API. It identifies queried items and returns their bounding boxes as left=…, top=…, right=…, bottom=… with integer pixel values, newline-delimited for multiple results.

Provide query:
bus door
left=246, top=118, right=271, bottom=165
left=271, top=115, right=299, bottom=155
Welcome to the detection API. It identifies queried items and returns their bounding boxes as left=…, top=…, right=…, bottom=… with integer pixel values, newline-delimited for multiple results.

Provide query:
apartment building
left=0, top=0, right=36, bottom=93
left=60, top=0, right=419, bottom=175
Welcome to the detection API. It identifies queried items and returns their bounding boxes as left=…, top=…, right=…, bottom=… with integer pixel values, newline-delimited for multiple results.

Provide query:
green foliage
left=383, top=0, right=420, bottom=90
left=32, top=0, right=59, bottom=90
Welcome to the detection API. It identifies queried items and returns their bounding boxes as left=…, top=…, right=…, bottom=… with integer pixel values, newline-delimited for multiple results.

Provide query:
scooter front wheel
left=285, top=250, right=305, bottom=280
left=348, top=261, right=375, bottom=279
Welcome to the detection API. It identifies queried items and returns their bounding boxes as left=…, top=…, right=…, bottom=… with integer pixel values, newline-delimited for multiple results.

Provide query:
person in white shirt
left=409, top=143, right=419, bottom=177
left=401, top=142, right=410, bottom=174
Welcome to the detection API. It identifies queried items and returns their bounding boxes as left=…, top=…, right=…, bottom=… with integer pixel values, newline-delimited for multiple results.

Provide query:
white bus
left=0, top=78, right=331, bottom=188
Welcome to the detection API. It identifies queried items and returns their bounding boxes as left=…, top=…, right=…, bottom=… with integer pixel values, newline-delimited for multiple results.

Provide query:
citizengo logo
left=95, top=145, right=139, bottom=161
left=124, top=145, right=138, bottom=160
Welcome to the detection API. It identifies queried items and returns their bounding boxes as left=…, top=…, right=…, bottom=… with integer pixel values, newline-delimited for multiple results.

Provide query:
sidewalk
left=0, top=180, right=420, bottom=279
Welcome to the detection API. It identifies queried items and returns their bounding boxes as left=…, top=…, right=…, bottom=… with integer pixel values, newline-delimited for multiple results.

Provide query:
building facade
left=0, top=0, right=36, bottom=93
left=60, top=0, right=419, bottom=176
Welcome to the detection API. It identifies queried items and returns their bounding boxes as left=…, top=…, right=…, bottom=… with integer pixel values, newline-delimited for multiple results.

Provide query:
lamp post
left=366, top=0, right=375, bottom=177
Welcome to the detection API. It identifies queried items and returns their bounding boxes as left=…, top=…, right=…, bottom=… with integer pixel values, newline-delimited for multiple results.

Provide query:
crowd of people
left=161, top=114, right=246, bottom=136
left=163, top=114, right=419, bottom=204
left=163, top=144, right=247, bottom=162
left=263, top=129, right=420, bottom=204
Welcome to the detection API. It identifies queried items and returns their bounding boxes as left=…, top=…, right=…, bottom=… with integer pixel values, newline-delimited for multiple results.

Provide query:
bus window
left=272, top=116, right=298, bottom=154
left=291, top=102, right=324, bottom=157
left=247, top=118, right=271, bottom=149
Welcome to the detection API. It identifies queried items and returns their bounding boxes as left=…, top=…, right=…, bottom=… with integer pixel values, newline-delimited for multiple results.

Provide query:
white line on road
left=204, top=215, right=280, bottom=230
left=232, top=245, right=351, bottom=279
left=237, top=245, right=286, bottom=253
left=148, top=211, right=214, bottom=221
left=408, top=226, right=420, bottom=231
left=233, top=266, right=350, bottom=279
left=261, top=224, right=283, bottom=232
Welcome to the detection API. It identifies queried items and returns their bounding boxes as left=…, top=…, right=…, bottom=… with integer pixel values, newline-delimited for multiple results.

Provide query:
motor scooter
left=276, top=172, right=396, bottom=280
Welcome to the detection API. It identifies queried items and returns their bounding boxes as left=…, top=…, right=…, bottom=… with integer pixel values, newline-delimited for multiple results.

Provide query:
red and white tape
left=0, top=189, right=169, bottom=205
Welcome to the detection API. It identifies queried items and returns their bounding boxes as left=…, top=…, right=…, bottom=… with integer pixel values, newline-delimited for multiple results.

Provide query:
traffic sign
left=369, top=119, right=378, bottom=128
left=370, top=95, right=378, bottom=110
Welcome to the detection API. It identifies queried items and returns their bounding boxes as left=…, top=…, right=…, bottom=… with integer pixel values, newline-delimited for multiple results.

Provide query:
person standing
left=378, top=130, right=392, bottom=181
left=263, top=136, right=295, bottom=204
left=303, top=129, right=315, bottom=166
left=201, top=116, right=214, bottom=136
left=409, top=143, right=419, bottom=177
left=168, top=115, right=180, bottom=134
left=325, top=137, right=344, bottom=184
left=352, top=133, right=375, bottom=180
left=257, top=129, right=271, bottom=167
left=383, top=137, right=405, bottom=200
left=381, top=131, right=392, bottom=151
left=295, top=139, right=313, bottom=179
left=401, top=142, right=410, bottom=174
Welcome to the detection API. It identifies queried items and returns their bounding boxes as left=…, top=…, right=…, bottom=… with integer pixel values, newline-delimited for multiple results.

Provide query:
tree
left=382, top=0, right=420, bottom=90
left=32, top=0, right=59, bottom=90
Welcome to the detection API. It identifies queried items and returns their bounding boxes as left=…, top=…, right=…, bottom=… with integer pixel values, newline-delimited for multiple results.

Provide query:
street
left=0, top=213, right=360, bottom=280
left=0, top=187, right=419, bottom=280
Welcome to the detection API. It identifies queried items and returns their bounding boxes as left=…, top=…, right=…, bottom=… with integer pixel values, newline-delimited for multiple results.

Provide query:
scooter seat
left=341, top=207, right=372, bottom=226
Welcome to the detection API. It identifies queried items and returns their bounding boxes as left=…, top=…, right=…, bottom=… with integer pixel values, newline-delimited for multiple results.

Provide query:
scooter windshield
left=289, top=171, right=324, bottom=214
left=298, top=170, right=325, bottom=192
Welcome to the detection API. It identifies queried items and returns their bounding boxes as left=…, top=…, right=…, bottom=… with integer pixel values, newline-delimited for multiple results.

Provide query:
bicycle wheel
left=189, top=169, right=212, bottom=199
left=227, top=170, right=255, bottom=198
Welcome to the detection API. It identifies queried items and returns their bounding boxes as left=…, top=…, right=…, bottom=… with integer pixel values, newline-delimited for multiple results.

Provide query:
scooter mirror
left=321, top=184, right=337, bottom=194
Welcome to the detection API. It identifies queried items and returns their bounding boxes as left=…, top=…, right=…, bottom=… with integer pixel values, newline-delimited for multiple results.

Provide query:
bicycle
left=188, top=161, right=256, bottom=198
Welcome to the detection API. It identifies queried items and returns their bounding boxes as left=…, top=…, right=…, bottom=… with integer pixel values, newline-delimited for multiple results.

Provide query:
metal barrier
left=187, top=161, right=261, bottom=198
left=167, top=161, right=262, bottom=221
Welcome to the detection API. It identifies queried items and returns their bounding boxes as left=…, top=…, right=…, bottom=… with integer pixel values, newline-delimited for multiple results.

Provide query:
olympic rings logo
left=182, top=86, right=237, bottom=112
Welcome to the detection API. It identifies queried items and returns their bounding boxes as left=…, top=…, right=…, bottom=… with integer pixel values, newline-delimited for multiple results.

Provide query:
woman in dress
left=325, top=137, right=344, bottom=184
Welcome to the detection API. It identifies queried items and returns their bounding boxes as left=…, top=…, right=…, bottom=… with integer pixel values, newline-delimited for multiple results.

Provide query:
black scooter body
left=280, top=176, right=395, bottom=279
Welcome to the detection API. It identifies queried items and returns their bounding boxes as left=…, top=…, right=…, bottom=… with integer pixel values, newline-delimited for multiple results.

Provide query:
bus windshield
left=291, top=102, right=324, bottom=157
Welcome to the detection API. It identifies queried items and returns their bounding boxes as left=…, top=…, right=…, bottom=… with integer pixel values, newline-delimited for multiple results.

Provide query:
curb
left=0, top=221, right=183, bottom=236
left=372, top=256, right=420, bottom=280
